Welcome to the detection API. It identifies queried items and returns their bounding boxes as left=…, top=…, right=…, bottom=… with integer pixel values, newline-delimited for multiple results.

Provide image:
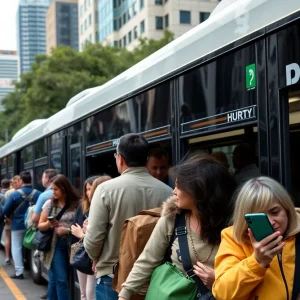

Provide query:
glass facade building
left=98, top=0, right=113, bottom=42
left=99, top=0, right=141, bottom=43
left=56, top=2, right=78, bottom=50
left=17, top=0, right=51, bottom=74
left=0, top=50, right=18, bottom=111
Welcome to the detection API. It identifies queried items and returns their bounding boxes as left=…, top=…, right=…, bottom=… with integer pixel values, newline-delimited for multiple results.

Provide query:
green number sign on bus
left=246, top=64, right=257, bottom=89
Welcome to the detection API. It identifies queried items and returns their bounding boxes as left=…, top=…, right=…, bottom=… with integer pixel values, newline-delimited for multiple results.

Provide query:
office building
left=17, top=0, right=51, bottom=74
left=100, top=0, right=220, bottom=50
left=46, top=0, right=79, bottom=55
left=0, top=50, right=18, bottom=111
left=78, top=0, right=98, bottom=51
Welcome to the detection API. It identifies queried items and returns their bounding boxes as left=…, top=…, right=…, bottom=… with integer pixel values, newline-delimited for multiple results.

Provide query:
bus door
left=275, top=20, right=300, bottom=206
left=288, top=87, right=300, bottom=206
left=67, top=123, right=83, bottom=193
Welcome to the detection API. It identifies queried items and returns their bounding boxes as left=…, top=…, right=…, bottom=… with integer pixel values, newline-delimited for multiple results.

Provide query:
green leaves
left=0, top=30, right=173, bottom=143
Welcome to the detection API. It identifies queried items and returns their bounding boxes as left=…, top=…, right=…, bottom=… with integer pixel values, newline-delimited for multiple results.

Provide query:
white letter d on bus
left=286, top=63, right=300, bottom=86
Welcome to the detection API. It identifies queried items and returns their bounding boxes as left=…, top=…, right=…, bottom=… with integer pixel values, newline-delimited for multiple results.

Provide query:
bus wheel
left=30, top=249, right=45, bottom=285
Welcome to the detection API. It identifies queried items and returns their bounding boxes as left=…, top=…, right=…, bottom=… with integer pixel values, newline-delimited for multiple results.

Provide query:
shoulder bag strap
left=164, top=213, right=181, bottom=262
left=292, top=233, right=300, bottom=300
left=176, top=212, right=211, bottom=296
left=54, top=205, right=69, bottom=222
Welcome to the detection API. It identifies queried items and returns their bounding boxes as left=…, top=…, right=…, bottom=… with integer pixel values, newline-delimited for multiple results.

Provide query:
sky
left=0, top=0, right=19, bottom=50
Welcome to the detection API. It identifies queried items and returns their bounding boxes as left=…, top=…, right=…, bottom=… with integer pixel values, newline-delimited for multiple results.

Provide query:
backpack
left=24, top=204, right=36, bottom=229
left=112, top=207, right=162, bottom=299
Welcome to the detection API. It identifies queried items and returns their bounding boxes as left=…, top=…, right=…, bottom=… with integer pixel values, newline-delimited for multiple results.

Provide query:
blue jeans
left=48, top=238, right=70, bottom=300
left=11, top=230, right=26, bottom=276
left=95, top=276, right=118, bottom=300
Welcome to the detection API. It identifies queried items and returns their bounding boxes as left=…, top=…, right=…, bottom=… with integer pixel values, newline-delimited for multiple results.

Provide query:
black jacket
left=72, top=203, right=89, bottom=242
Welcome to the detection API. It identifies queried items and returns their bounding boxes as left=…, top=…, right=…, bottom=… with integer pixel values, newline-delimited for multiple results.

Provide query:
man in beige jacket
left=84, top=133, right=172, bottom=300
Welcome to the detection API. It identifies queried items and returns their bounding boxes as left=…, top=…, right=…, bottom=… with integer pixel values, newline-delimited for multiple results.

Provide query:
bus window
left=87, top=151, right=119, bottom=179
left=147, top=142, right=172, bottom=186
left=86, top=82, right=171, bottom=148
left=35, top=139, right=47, bottom=160
left=69, top=123, right=82, bottom=145
left=179, top=44, right=256, bottom=124
left=1, top=157, right=7, bottom=180
left=184, top=126, right=259, bottom=186
left=23, top=145, right=33, bottom=164
left=51, top=152, right=62, bottom=174
left=70, top=146, right=81, bottom=191
left=34, top=165, right=46, bottom=192
left=50, top=131, right=64, bottom=174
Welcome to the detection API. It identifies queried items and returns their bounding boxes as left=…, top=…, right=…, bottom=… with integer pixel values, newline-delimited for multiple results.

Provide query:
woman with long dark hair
left=71, top=175, right=111, bottom=300
left=118, top=155, right=236, bottom=300
left=38, top=174, right=80, bottom=300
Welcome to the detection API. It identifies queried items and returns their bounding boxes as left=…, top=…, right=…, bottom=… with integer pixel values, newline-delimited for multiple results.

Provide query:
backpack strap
left=17, top=189, right=26, bottom=198
left=11, top=189, right=29, bottom=217
left=176, top=212, right=212, bottom=297
left=292, top=233, right=300, bottom=300
left=27, top=189, right=37, bottom=203
left=17, top=189, right=37, bottom=201
left=12, top=189, right=38, bottom=217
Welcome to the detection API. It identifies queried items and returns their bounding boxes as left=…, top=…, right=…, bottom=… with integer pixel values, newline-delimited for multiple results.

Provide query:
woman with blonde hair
left=71, top=175, right=111, bottom=300
left=213, top=176, right=300, bottom=300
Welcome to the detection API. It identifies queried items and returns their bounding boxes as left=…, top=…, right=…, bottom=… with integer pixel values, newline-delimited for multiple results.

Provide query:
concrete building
left=78, top=0, right=219, bottom=51
left=78, top=0, right=99, bottom=51
left=0, top=50, right=18, bottom=111
left=102, top=0, right=220, bottom=50
left=46, top=0, right=79, bottom=55
left=17, top=0, right=51, bottom=74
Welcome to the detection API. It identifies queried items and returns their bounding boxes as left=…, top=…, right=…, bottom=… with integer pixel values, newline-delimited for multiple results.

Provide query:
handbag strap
left=176, top=212, right=211, bottom=296
left=292, top=233, right=300, bottom=300
left=164, top=212, right=182, bottom=262
left=54, top=204, right=69, bottom=222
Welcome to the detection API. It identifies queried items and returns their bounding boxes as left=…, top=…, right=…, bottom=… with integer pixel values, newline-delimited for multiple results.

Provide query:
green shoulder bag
left=23, top=227, right=36, bottom=249
left=146, top=212, right=215, bottom=300
left=145, top=261, right=197, bottom=300
left=145, top=212, right=198, bottom=300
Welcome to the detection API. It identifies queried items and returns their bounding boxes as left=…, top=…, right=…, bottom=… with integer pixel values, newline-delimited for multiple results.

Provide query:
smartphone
left=244, top=213, right=274, bottom=242
left=47, top=216, right=55, bottom=221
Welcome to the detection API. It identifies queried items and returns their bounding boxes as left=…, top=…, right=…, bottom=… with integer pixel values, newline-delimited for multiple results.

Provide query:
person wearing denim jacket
left=3, top=171, right=41, bottom=279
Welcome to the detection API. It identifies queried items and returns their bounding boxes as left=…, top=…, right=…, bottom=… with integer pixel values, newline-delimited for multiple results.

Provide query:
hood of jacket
left=161, top=196, right=180, bottom=217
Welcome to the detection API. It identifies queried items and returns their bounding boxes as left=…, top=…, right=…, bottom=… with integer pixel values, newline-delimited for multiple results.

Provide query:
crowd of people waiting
left=0, top=133, right=299, bottom=300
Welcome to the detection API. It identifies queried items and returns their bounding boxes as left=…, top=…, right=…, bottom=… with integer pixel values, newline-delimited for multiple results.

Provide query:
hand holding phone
left=244, top=213, right=274, bottom=242
left=48, top=216, right=58, bottom=227
left=245, top=213, right=285, bottom=267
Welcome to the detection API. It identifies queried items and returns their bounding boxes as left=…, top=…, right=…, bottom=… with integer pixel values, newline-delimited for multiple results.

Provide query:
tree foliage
left=0, top=30, right=174, bottom=145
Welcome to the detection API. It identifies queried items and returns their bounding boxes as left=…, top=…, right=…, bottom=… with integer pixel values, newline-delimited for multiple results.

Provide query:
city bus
left=1, top=0, right=300, bottom=297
